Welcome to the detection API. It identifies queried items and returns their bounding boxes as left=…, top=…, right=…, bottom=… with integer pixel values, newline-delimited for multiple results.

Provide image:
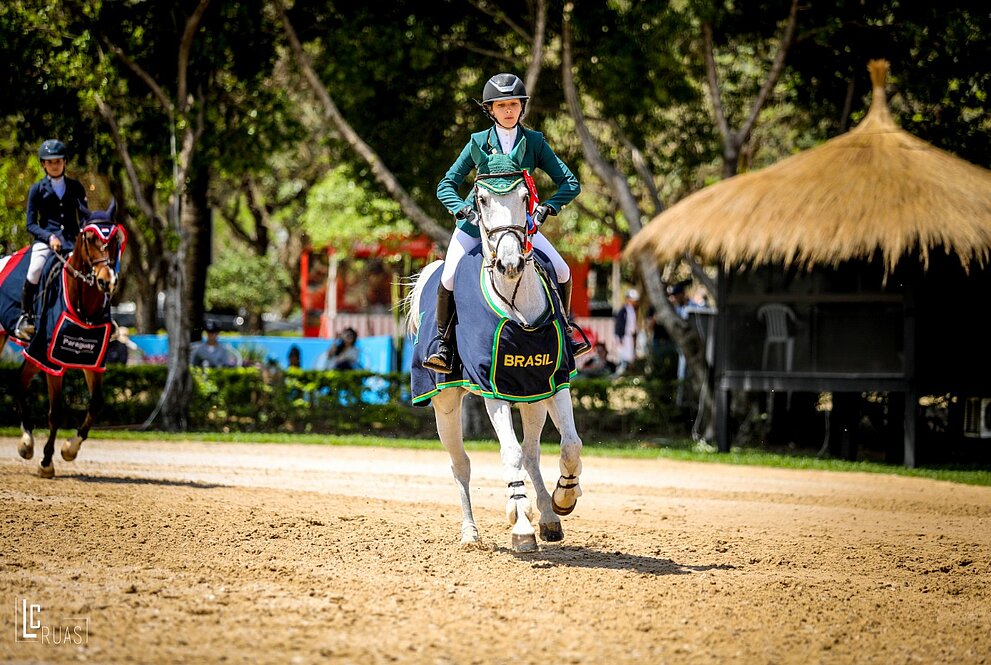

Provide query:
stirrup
left=422, top=339, right=454, bottom=374
left=567, top=322, right=592, bottom=357
left=13, top=314, right=36, bottom=341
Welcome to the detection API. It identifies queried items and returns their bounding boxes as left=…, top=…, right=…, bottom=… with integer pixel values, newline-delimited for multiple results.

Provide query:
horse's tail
left=399, top=259, right=444, bottom=337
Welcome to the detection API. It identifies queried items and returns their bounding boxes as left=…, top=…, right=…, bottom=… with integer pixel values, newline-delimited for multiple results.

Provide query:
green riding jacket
left=436, top=125, right=581, bottom=239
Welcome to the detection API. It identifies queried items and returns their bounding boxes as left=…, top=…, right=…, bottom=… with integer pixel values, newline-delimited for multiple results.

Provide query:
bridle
left=474, top=171, right=533, bottom=261
left=473, top=170, right=540, bottom=322
left=54, top=226, right=119, bottom=288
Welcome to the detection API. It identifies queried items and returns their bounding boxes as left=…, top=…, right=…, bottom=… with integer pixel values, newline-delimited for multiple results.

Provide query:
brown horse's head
left=73, top=199, right=126, bottom=297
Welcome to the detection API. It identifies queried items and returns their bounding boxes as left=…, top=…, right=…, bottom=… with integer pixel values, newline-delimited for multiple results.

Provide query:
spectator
left=106, top=326, right=142, bottom=365
left=315, top=327, right=360, bottom=371
left=190, top=320, right=239, bottom=368
left=287, top=344, right=302, bottom=369
left=613, top=288, right=640, bottom=375
left=577, top=342, right=615, bottom=378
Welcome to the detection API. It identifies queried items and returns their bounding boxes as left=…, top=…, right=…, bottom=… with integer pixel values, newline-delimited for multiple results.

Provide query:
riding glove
left=455, top=206, right=480, bottom=226
left=532, top=204, right=554, bottom=227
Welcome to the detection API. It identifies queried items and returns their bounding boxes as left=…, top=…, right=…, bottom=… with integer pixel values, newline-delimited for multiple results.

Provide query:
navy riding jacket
left=25, top=176, right=88, bottom=246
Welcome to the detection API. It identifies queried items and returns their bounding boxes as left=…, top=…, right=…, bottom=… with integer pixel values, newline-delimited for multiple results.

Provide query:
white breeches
left=26, top=242, right=51, bottom=284
left=439, top=227, right=571, bottom=291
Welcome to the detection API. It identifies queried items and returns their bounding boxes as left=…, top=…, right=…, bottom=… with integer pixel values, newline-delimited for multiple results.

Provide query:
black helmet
left=38, top=139, right=67, bottom=161
left=482, top=73, right=529, bottom=103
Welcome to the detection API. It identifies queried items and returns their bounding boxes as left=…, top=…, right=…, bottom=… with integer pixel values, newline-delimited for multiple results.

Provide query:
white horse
left=405, top=144, right=583, bottom=552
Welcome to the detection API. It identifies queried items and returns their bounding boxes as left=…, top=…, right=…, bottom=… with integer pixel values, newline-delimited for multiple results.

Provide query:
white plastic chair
left=757, top=303, right=796, bottom=372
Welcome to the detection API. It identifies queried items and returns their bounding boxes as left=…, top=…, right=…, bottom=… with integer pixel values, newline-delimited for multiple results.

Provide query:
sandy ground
left=0, top=436, right=989, bottom=665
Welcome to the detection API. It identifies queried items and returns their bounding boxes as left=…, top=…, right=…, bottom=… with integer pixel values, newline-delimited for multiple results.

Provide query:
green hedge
left=0, top=364, right=689, bottom=440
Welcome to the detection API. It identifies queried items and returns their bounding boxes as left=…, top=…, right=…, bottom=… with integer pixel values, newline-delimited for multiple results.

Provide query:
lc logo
left=17, top=599, right=42, bottom=641
left=14, top=598, right=88, bottom=645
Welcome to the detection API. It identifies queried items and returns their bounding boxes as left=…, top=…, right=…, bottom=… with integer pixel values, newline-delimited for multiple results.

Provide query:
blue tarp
left=131, top=334, right=396, bottom=374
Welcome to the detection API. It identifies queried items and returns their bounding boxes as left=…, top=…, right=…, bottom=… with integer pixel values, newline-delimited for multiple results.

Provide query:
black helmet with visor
left=38, top=139, right=67, bottom=162
left=480, top=73, right=529, bottom=122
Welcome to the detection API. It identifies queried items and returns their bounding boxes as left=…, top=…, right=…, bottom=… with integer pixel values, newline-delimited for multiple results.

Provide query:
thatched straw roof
left=626, top=60, right=991, bottom=273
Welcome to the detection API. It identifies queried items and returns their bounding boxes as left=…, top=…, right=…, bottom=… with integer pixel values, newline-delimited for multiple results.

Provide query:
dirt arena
left=1, top=436, right=989, bottom=664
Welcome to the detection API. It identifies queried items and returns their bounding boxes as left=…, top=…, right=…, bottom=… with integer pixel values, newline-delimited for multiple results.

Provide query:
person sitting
left=287, top=344, right=302, bottom=369
left=13, top=139, right=89, bottom=341
left=315, top=327, right=360, bottom=371
left=190, top=320, right=239, bottom=368
left=105, top=326, right=142, bottom=365
left=424, top=72, right=582, bottom=374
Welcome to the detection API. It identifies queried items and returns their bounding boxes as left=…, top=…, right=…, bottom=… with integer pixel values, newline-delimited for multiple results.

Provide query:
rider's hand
left=49, top=236, right=62, bottom=252
left=532, top=204, right=554, bottom=227
left=456, top=206, right=479, bottom=226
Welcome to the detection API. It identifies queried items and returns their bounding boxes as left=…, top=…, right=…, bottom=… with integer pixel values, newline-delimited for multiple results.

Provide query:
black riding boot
left=422, top=284, right=457, bottom=374
left=559, top=277, right=591, bottom=357
left=14, top=281, right=39, bottom=341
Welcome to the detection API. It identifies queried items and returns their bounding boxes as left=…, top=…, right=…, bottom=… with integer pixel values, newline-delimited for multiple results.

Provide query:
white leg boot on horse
left=546, top=390, right=584, bottom=516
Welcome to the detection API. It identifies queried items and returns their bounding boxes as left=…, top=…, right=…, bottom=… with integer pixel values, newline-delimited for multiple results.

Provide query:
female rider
left=424, top=73, right=581, bottom=373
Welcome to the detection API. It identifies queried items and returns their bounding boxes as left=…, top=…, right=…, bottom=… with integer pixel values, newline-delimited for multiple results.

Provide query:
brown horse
left=0, top=200, right=125, bottom=478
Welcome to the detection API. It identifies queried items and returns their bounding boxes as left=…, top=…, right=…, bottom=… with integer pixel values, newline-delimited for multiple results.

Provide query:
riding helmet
left=482, top=73, right=529, bottom=103
left=481, top=73, right=529, bottom=123
left=38, top=139, right=67, bottom=161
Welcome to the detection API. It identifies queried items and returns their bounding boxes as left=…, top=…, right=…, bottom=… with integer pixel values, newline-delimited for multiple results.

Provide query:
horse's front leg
left=61, top=370, right=103, bottom=462
left=518, top=402, right=563, bottom=542
left=432, top=389, right=480, bottom=547
left=484, top=398, right=537, bottom=553
left=38, top=376, right=64, bottom=479
left=545, top=388, right=583, bottom=516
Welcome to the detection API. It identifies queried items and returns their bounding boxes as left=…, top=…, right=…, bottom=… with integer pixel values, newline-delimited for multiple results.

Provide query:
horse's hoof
left=17, top=438, right=34, bottom=460
left=460, top=538, right=487, bottom=551
left=551, top=497, right=577, bottom=516
left=460, top=525, right=482, bottom=549
left=61, top=439, right=82, bottom=462
left=511, top=533, right=538, bottom=553
left=539, top=522, right=564, bottom=542
left=38, top=463, right=55, bottom=479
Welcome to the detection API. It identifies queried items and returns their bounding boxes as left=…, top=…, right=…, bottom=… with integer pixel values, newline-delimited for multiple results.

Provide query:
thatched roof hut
left=626, top=60, right=991, bottom=274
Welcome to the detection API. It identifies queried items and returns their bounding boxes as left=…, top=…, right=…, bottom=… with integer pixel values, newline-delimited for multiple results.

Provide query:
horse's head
left=74, top=199, right=127, bottom=296
left=472, top=140, right=532, bottom=280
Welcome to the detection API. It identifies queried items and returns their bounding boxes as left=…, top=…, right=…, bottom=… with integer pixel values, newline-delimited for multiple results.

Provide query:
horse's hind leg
left=546, top=389, right=583, bottom=516
left=62, top=371, right=102, bottom=462
left=433, top=389, right=481, bottom=547
left=12, top=361, right=38, bottom=461
left=518, top=403, right=563, bottom=542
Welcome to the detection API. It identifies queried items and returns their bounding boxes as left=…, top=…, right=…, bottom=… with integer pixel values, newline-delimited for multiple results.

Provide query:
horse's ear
left=509, top=137, right=527, bottom=167
left=470, top=142, right=487, bottom=171
left=78, top=200, right=92, bottom=220
left=106, top=198, right=116, bottom=220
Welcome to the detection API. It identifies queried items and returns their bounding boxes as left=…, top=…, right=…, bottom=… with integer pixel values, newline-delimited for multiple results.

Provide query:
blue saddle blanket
left=410, top=248, right=576, bottom=406
left=0, top=248, right=111, bottom=376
